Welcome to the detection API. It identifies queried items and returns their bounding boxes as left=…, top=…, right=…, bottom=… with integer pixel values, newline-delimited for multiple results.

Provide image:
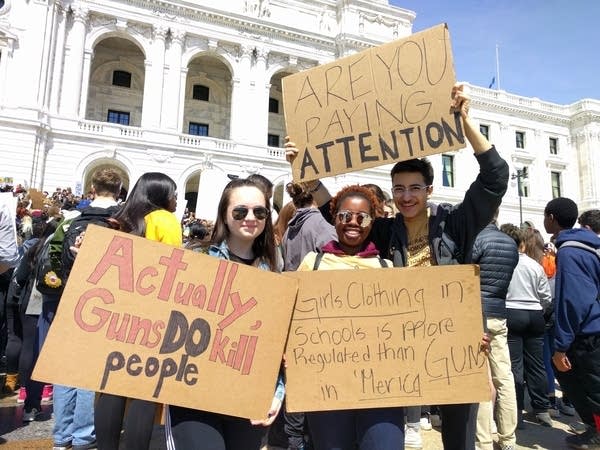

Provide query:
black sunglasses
left=336, top=210, right=372, bottom=228
left=232, top=206, right=269, bottom=221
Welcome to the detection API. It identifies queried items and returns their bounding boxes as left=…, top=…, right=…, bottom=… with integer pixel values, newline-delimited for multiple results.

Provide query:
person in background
left=500, top=224, right=553, bottom=429
left=283, top=182, right=337, bottom=272
left=545, top=198, right=600, bottom=449
left=578, top=209, right=600, bottom=235
left=0, top=202, right=19, bottom=275
left=166, top=177, right=283, bottom=450
left=94, top=172, right=181, bottom=450
left=286, top=82, right=509, bottom=450
left=51, top=168, right=123, bottom=450
left=472, top=211, right=519, bottom=450
left=298, top=184, right=402, bottom=450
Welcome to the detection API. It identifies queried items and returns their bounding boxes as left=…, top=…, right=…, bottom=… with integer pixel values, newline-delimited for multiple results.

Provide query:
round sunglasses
left=336, top=210, right=372, bottom=228
left=231, top=206, right=269, bottom=221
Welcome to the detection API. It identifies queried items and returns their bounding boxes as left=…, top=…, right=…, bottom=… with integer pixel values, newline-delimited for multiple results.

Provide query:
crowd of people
left=0, top=83, right=598, bottom=450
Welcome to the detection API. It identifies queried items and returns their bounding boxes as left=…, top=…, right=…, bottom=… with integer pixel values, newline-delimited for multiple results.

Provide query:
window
left=551, top=172, right=561, bottom=198
left=192, top=84, right=209, bottom=101
left=267, top=134, right=280, bottom=147
left=112, top=70, right=132, bottom=88
left=549, top=137, right=558, bottom=155
left=189, top=122, right=209, bottom=136
left=269, top=98, right=279, bottom=114
left=442, top=154, right=454, bottom=187
left=515, top=131, right=525, bottom=149
left=479, top=124, right=490, bottom=140
left=107, top=110, right=130, bottom=125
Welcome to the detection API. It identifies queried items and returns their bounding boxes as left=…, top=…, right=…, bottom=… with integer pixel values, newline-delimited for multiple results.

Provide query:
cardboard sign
left=33, top=226, right=298, bottom=419
left=283, top=23, right=465, bottom=181
left=29, top=188, right=46, bottom=209
left=284, top=265, right=489, bottom=412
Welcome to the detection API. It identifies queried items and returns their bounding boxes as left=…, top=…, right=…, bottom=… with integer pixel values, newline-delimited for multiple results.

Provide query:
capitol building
left=0, top=0, right=598, bottom=230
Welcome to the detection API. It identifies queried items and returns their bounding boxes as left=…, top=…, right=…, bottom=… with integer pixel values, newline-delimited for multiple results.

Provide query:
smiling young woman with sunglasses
left=295, top=185, right=402, bottom=450
left=166, top=177, right=283, bottom=450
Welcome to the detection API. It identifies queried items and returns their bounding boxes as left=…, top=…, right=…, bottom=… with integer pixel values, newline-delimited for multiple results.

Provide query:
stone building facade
left=0, top=0, right=598, bottom=229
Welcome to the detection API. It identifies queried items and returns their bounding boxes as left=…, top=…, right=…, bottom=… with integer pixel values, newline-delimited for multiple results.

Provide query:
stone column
left=142, top=25, right=167, bottom=128
left=0, top=35, right=16, bottom=107
left=60, top=4, right=88, bottom=117
left=50, top=2, right=68, bottom=114
left=252, top=47, right=270, bottom=146
left=229, top=44, right=253, bottom=142
left=78, top=50, right=93, bottom=119
left=163, top=29, right=185, bottom=130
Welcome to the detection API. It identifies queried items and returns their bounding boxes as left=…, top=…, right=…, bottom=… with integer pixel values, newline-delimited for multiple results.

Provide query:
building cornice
left=89, top=0, right=338, bottom=52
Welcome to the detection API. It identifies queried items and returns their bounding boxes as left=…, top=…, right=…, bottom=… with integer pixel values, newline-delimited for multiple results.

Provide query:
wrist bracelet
left=309, top=181, right=322, bottom=193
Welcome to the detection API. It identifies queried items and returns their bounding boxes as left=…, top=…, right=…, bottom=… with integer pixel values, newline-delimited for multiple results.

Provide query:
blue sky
left=390, top=0, right=599, bottom=104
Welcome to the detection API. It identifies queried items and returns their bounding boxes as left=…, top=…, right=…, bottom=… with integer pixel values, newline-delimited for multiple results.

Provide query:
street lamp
left=511, top=168, right=528, bottom=227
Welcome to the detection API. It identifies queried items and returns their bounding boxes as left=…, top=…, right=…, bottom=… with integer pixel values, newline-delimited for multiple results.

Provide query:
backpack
left=35, top=216, right=78, bottom=296
left=60, top=205, right=120, bottom=281
left=35, top=205, right=119, bottom=296
left=312, top=250, right=389, bottom=270
left=559, top=240, right=600, bottom=259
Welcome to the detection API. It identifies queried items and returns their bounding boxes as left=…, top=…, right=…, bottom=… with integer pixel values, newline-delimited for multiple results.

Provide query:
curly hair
left=330, top=185, right=379, bottom=219
left=500, top=223, right=523, bottom=247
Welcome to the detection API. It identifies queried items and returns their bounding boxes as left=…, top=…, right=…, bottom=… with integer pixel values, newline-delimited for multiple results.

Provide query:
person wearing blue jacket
left=544, top=197, right=600, bottom=450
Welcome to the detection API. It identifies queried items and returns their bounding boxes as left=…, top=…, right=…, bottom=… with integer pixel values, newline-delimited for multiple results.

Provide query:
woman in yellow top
left=95, top=172, right=181, bottom=450
left=297, top=185, right=404, bottom=450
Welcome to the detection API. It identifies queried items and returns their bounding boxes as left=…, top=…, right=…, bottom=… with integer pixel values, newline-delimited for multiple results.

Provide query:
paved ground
left=0, top=391, right=585, bottom=449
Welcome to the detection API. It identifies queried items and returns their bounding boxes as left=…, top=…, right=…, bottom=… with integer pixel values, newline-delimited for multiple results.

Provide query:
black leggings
left=94, top=393, right=158, bottom=450
left=4, top=302, right=22, bottom=373
left=19, top=312, right=43, bottom=411
left=169, top=406, right=265, bottom=450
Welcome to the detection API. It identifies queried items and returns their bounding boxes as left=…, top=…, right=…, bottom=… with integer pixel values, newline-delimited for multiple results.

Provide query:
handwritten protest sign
left=282, top=23, right=465, bottom=181
left=33, top=226, right=298, bottom=419
left=29, top=188, right=46, bottom=209
left=284, top=265, right=489, bottom=412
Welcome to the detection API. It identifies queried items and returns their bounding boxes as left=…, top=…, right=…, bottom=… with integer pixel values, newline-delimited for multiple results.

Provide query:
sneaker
left=565, top=429, right=600, bottom=449
left=549, top=403, right=561, bottom=418
left=16, top=386, right=26, bottom=404
left=72, top=441, right=97, bottom=450
left=560, top=398, right=577, bottom=416
left=42, top=384, right=53, bottom=403
left=404, top=426, right=423, bottom=449
left=23, top=407, right=40, bottom=422
left=500, top=445, right=515, bottom=450
left=535, top=411, right=553, bottom=427
left=53, top=443, right=73, bottom=450
left=419, top=415, right=432, bottom=431
left=570, top=422, right=590, bottom=435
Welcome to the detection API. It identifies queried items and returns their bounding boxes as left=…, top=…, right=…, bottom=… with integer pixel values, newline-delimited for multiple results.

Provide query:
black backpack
left=60, top=205, right=120, bottom=282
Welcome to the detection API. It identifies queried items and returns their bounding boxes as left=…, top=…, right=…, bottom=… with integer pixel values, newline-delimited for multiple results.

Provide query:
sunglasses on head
left=336, top=210, right=372, bottom=228
left=232, top=206, right=269, bottom=221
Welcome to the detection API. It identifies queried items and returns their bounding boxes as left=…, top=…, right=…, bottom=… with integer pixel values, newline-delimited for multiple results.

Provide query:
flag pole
left=495, top=43, right=501, bottom=90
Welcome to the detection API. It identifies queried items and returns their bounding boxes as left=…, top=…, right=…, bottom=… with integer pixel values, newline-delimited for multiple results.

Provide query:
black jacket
left=471, top=223, right=519, bottom=319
